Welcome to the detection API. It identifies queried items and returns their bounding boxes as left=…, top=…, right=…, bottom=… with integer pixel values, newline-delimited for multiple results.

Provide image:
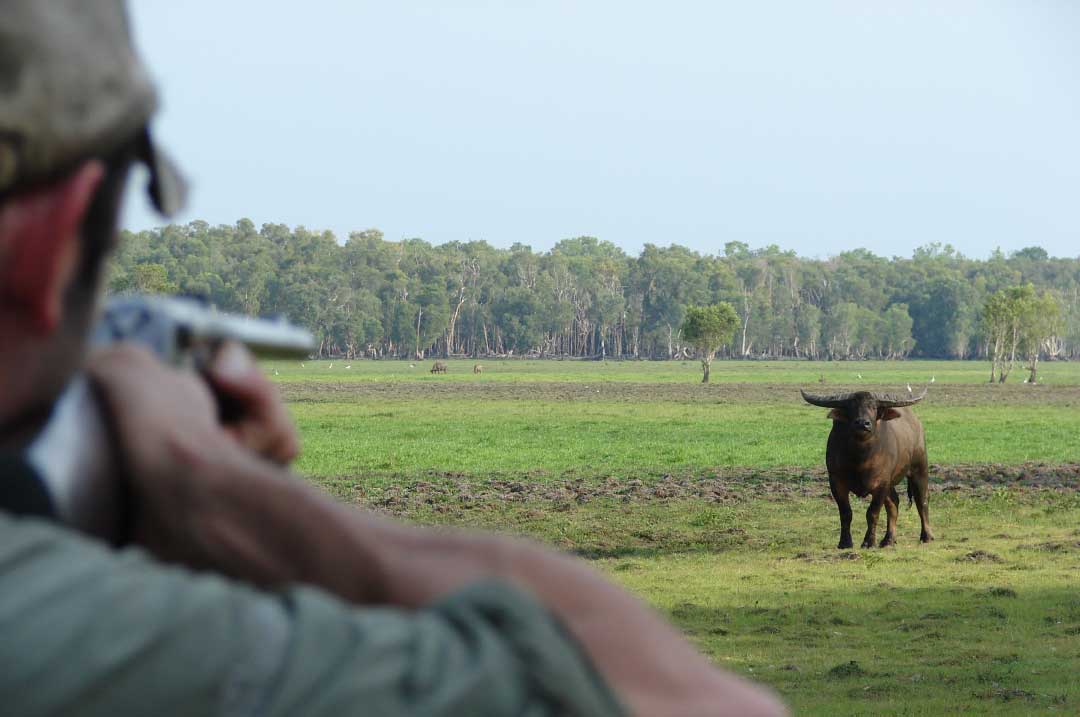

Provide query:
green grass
left=277, top=358, right=1080, bottom=481
left=272, top=358, right=1080, bottom=714
left=290, top=400, right=1078, bottom=482
left=370, top=488, right=1080, bottom=715
left=267, top=357, right=1080, bottom=386
left=608, top=493, right=1080, bottom=715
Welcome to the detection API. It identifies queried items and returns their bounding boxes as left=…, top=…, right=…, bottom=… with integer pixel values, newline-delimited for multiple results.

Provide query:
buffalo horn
left=873, top=389, right=928, bottom=407
left=799, top=390, right=856, bottom=407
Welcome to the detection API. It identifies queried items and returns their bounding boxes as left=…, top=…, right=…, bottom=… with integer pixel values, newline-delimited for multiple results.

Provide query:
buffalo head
left=800, top=389, right=926, bottom=442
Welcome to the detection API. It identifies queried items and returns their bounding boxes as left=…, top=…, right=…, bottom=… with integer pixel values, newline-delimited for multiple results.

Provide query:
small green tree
left=680, top=303, right=739, bottom=383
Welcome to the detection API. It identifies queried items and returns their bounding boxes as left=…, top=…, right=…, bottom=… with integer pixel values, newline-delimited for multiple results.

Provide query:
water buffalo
left=430, top=361, right=447, bottom=374
left=800, top=389, right=933, bottom=550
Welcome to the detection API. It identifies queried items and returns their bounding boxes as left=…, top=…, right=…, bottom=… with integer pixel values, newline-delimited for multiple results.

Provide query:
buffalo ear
left=827, top=409, right=846, bottom=421
left=880, top=408, right=902, bottom=421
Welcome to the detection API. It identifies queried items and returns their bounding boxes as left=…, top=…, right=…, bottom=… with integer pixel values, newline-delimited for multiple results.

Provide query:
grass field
left=394, top=489, right=1080, bottom=715
left=269, top=357, right=1080, bottom=386
left=270, top=358, right=1080, bottom=715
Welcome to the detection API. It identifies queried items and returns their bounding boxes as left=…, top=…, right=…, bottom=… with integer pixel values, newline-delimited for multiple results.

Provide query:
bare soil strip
left=346, top=462, right=1080, bottom=517
left=283, top=381, right=1080, bottom=407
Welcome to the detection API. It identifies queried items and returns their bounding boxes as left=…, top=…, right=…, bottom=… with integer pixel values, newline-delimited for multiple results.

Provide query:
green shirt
left=0, top=513, right=624, bottom=716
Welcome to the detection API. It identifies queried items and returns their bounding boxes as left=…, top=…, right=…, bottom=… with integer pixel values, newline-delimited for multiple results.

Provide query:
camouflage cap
left=0, top=0, right=185, bottom=215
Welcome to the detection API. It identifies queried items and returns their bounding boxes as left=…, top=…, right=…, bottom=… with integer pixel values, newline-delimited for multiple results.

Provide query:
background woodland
left=111, top=220, right=1080, bottom=362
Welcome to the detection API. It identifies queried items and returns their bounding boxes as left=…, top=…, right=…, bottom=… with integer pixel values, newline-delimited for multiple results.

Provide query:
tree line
left=109, top=219, right=1080, bottom=362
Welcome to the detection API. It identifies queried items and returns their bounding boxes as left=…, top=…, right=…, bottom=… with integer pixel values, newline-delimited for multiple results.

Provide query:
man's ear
left=827, top=409, right=846, bottom=421
left=880, top=408, right=902, bottom=421
left=0, top=161, right=104, bottom=334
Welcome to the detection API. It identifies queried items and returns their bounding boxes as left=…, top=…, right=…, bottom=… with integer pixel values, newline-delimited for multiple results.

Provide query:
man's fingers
left=222, top=423, right=295, bottom=465
left=206, top=342, right=299, bottom=464
left=89, top=341, right=299, bottom=465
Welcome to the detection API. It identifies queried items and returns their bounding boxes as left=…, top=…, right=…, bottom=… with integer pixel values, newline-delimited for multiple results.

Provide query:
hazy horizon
left=122, top=2, right=1080, bottom=261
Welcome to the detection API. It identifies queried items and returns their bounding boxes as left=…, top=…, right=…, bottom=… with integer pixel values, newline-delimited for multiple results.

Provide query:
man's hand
left=88, top=341, right=298, bottom=467
left=85, top=343, right=299, bottom=562
left=87, top=344, right=226, bottom=477
left=206, top=341, right=299, bottom=465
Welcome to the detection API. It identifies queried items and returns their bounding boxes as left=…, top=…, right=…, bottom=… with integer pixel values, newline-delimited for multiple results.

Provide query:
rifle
left=25, top=295, right=314, bottom=540
left=91, top=294, right=315, bottom=367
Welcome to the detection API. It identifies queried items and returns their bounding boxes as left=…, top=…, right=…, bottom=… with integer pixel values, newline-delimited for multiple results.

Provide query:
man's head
left=0, top=0, right=185, bottom=448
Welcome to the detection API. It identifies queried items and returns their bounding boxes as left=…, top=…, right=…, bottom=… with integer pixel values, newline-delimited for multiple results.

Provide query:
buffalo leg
left=830, top=480, right=853, bottom=550
left=909, top=462, right=933, bottom=543
left=879, top=488, right=899, bottom=547
left=861, top=492, right=885, bottom=549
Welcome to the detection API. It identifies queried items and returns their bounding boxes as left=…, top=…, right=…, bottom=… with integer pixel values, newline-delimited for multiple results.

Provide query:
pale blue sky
left=122, top=1, right=1080, bottom=259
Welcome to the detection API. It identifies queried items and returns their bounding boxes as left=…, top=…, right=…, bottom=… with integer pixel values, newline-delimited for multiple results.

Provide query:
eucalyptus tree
left=1019, top=291, right=1061, bottom=384
left=983, top=284, right=1053, bottom=383
left=681, top=303, right=739, bottom=383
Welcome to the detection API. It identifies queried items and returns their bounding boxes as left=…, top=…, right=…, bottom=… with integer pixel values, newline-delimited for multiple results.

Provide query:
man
left=0, top=2, right=786, bottom=715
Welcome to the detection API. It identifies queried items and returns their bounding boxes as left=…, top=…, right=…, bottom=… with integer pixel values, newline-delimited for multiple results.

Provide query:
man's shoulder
left=0, top=512, right=87, bottom=573
left=0, top=513, right=294, bottom=717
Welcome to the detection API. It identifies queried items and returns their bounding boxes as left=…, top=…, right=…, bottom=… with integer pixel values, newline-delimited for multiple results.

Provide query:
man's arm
left=88, top=345, right=787, bottom=716
left=0, top=514, right=620, bottom=716
left=177, top=453, right=781, bottom=716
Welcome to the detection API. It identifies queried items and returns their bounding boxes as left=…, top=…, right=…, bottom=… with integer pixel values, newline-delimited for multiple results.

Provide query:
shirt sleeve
left=0, top=514, right=625, bottom=717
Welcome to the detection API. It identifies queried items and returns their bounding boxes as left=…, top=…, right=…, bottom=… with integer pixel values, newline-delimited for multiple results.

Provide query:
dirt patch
left=283, top=380, right=1080, bottom=408
left=930, top=463, right=1080, bottom=490
left=1018, top=541, right=1080, bottom=552
left=360, top=472, right=828, bottom=515
left=975, top=687, right=1037, bottom=702
left=351, top=462, right=1080, bottom=516
left=828, top=660, right=868, bottom=678
left=793, top=550, right=861, bottom=563
left=988, top=587, right=1018, bottom=598
left=957, top=550, right=1004, bottom=563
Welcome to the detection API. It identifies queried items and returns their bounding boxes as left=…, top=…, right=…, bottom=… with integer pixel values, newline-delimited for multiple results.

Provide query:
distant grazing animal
left=431, top=361, right=447, bottom=374
left=473, top=364, right=483, bottom=374
left=800, top=389, right=932, bottom=550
